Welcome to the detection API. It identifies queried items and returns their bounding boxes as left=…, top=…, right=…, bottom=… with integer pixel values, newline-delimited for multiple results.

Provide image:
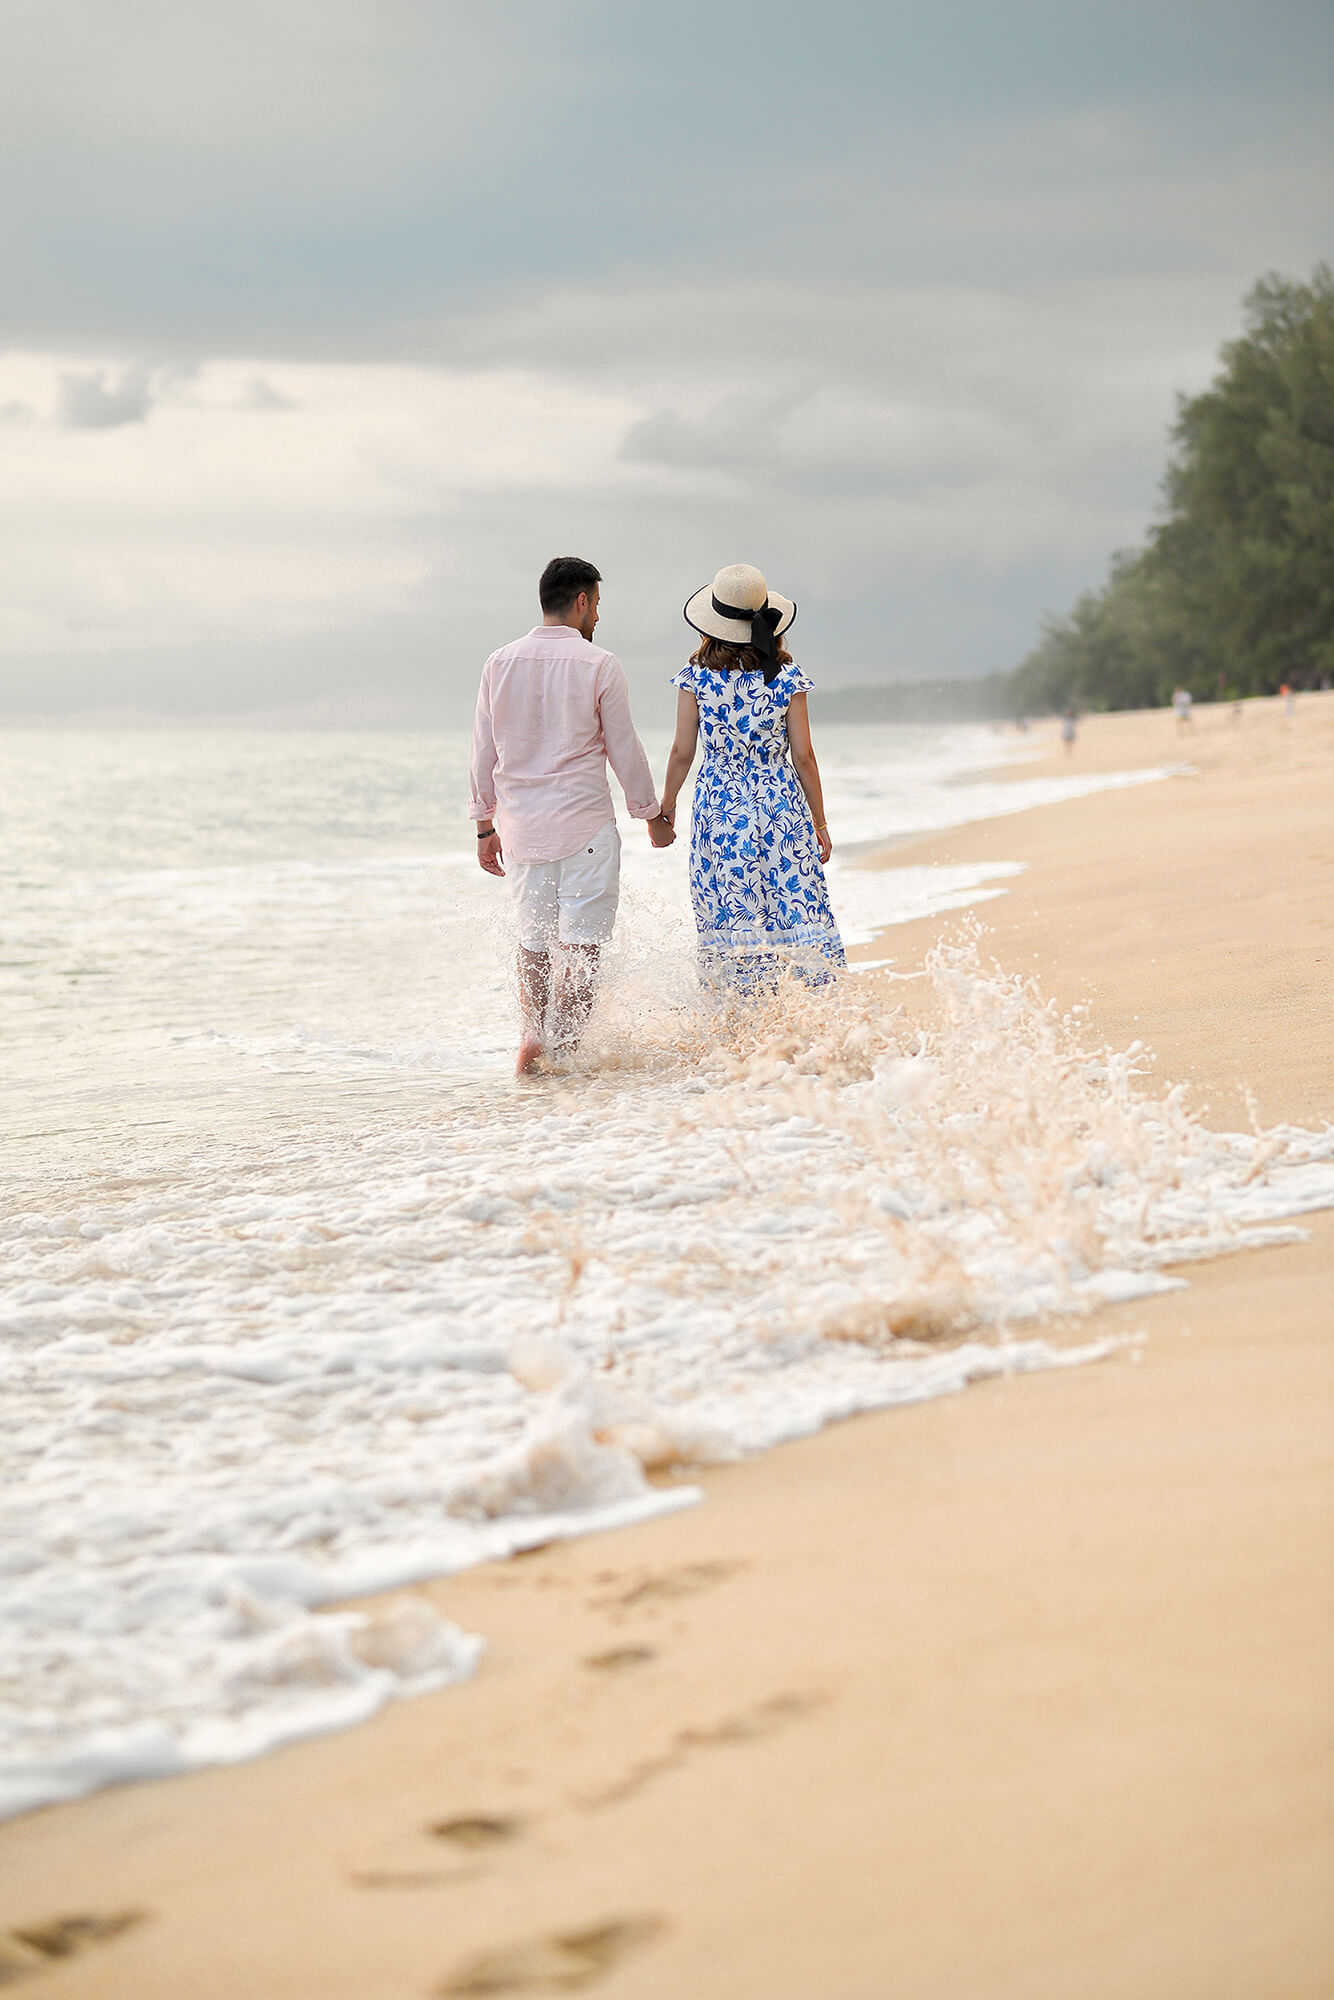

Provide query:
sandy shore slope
left=3, top=696, right=1331, bottom=1999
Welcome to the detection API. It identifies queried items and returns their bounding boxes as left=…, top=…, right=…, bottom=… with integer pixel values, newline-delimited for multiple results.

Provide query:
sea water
left=3, top=724, right=1332, bottom=1817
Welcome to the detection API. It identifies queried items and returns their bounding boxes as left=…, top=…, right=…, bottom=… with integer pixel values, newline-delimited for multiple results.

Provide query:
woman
left=658, top=563, right=845, bottom=990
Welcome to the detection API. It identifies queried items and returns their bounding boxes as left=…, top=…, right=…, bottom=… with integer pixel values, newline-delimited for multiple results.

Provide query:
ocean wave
left=4, top=930, right=1332, bottom=1817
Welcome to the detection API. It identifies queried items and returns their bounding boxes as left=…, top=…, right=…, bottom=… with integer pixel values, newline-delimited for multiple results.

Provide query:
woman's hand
left=648, top=810, right=676, bottom=848
left=816, top=824, right=832, bottom=865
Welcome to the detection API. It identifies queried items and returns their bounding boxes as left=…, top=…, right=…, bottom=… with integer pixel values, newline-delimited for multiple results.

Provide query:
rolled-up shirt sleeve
left=468, top=658, right=499, bottom=822
left=597, top=656, right=661, bottom=821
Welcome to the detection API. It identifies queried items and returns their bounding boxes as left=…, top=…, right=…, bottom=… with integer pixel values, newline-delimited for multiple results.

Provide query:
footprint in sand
left=436, top=1914, right=665, bottom=1995
left=582, top=1690, right=826, bottom=1808
left=0, top=1911, right=146, bottom=1985
left=588, top=1559, right=747, bottom=1616
left=582, top=1645, right=657, bottom=1673
left=430, top=1815, right=524, bottom=1851
left=350, top=1814, right=525, bottom=1889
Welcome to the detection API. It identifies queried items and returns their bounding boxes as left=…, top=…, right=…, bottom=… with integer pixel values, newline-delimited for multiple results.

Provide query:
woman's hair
left=690, top=635, right=792, bottom=672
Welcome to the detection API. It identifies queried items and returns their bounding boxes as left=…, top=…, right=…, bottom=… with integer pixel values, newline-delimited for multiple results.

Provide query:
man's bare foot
left=515, top=1038, right=544, bottom=1078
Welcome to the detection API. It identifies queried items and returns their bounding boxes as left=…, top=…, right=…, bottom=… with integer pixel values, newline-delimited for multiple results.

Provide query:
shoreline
left=854, top=691, right=1333, bottom=1131
left=2, top=695, right=1331, bottom=1998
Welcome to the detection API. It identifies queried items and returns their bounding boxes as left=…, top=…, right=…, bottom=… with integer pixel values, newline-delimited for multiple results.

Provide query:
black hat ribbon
left=711, top=593, right=783, bottom=684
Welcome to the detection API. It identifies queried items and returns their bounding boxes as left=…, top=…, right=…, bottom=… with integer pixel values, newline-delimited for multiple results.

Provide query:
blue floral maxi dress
left=670, top=659, right=846, bottom=989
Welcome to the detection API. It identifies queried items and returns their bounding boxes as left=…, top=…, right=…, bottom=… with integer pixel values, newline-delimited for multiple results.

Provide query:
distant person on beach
left=1281, top=682, right=1295, bottom=716
left=1173, top=686, right=1193, bottom=729
left=469, top=556, right=673, bottom=1076
left=656, top=563, right=845, bottom=990
left=1060, top=707, right=1078, bottom=755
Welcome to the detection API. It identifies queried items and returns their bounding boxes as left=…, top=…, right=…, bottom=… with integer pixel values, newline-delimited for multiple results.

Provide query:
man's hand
left=476, top=829, right=505, bottom=877
left=648, top=812, right=676, bottom=849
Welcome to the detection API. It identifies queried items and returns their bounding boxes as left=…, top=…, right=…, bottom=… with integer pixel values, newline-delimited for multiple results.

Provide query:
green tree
left=1008, top=265, right=1334, bottom=711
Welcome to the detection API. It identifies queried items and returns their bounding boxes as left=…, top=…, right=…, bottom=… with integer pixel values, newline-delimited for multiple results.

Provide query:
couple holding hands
left=469, top=554, right=845, bottom=1076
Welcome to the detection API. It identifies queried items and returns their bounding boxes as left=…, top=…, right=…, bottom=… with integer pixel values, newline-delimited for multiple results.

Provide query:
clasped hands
left=648, top=809, right=676, bottom=849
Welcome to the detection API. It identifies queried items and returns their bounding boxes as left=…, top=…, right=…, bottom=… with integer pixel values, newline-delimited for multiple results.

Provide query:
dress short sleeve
left=781, top=662, right=814, bottom=698
left=670, top=663, right=700, bottom=694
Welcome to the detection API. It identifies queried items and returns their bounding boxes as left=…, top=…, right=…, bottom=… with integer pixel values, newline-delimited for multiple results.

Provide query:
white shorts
left=508, top=818, right=621, bottom=949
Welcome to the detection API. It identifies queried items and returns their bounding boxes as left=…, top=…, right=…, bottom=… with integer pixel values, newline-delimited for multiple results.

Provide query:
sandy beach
left=2, top=694, right=1331, bottom=1999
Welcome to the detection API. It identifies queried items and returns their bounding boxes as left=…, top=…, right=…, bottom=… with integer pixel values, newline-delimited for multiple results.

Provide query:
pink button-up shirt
left=468, top=625, right=661, bottom=865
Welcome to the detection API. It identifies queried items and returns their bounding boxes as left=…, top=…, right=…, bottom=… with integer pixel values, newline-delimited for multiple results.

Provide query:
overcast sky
left=2, top=0, right=1331, bottom=724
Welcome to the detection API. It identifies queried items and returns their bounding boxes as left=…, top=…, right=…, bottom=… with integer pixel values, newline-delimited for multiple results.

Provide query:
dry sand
left=3, top=694, right=1331, bottom=1999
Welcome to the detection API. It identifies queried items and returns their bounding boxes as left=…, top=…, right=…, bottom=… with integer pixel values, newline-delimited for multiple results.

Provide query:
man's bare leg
left=516, top=946, right=551, bottom=1077
left=550, top=943, right=601, bottom=1056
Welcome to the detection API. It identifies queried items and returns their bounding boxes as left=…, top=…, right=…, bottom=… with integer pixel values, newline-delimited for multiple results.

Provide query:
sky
left=2, top=0, right=1332, bottom=725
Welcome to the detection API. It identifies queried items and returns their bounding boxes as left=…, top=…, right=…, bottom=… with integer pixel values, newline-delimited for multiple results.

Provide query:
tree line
left=819, top=266, right=1333, bottom=724
left=1007, top=264, right=1334, bottom=714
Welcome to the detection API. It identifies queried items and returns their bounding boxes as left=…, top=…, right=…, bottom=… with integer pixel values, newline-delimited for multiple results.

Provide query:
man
left=469, top=556, right=674, bottom=1077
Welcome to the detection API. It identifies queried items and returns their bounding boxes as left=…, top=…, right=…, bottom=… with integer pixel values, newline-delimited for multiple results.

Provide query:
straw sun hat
left=683, top=562, right=797, bottom=647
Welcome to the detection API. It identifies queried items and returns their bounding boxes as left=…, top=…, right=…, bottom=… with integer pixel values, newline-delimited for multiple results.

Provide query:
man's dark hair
left=539, top=556, right=602, bottom=615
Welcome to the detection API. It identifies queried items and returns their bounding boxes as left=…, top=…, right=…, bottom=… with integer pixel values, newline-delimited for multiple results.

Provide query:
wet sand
left=3, top=695, right=1331, bottom=1999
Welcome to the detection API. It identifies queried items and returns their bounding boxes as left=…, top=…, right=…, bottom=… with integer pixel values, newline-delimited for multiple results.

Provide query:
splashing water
left=4, top=925, right=1333, bottom=1818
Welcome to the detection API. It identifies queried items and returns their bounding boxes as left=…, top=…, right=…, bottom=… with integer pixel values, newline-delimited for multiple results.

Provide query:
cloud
left=57, top=365, right=154, bottom=429
left=0, top=3, right=1330, bottom=713
left=1, top=4, right=1328, bottom=353
left=243, top=375, right=297, bottom=409
left=622, top=392, right=807, bottom=475
left=0, top=272, right=1214, bottom=720
left=0, top=352, right=640, bottom=668
left=619, top=383, right=1036, bottom=509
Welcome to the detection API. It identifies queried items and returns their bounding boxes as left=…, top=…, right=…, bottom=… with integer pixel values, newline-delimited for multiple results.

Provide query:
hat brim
left=684, top=585, right=796, bottom=644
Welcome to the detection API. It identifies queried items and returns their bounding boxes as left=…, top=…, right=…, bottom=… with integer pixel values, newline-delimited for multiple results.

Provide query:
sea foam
left=4, top=927, right=1333, bottom=1818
